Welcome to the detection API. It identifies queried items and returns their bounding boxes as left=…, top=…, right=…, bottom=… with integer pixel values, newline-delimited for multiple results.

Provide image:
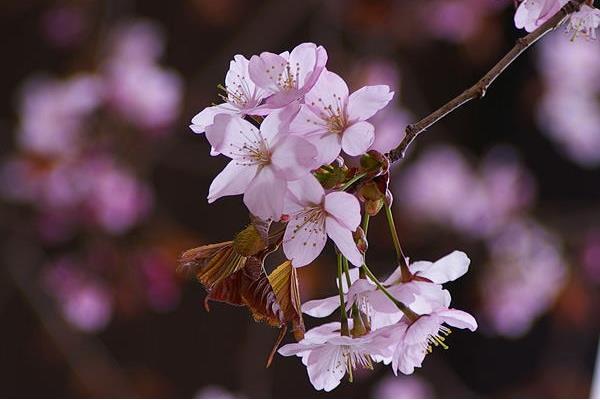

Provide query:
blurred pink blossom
left=373, top=374, right=434, bottom=398
left=137, top=251, right=180, bottom=312
left=581, top=230, right=600, bottom=284
left=480, top=219, right=568, bottom=337
left=41, top=5, right=88, bottom=48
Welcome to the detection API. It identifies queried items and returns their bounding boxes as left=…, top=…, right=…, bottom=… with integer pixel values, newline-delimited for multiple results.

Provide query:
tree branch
left=387, top=0, right=586, bottom=164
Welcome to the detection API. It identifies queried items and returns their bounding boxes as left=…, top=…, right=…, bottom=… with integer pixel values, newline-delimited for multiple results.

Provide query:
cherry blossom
left=278, top=321, right=393, bottom=391
left=566, top=4, right=600, bottom=40
left=385, top=307, right=477, bottom=375
left=514, top=0, right=567, bottom=32
left=248, top=42, right=328, bottom=111
left=205, top=113, right=317, bottom=221
left=190, top=55, right=268, bottom=135
left=282, top=175, right=363, bottom=267
left=290, top=70, right=394, bottom=164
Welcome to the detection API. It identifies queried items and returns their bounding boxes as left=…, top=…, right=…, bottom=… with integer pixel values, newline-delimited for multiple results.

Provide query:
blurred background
left=0, top=0, right=599, bottom=397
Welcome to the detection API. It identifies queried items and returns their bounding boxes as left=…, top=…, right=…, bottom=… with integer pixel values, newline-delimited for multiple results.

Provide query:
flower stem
left=337, top=253, right=350, bottom=336
left=384, top=203, right=411, bottom=282
left=341, top=172, right=367, bottom=191
left=359, top=214, right=370, bottom=280
left=361, top=263, right=419, bottom=322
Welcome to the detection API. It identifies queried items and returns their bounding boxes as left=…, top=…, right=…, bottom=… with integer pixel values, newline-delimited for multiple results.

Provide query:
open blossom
left=290, top=70, right=394, bottom=164
left=206, top=113, right=317, bottom=221
left=385, top=308, right=477, bottom=375
left=278, top=322, right=392, bottom=392
left=283, top=175, right=363, bottom=267
left=566, top=4, right=600, bottom=40
left=190, top=55, right=268, bottom=135
left=249, top=42, right=328, bottom=110
left=514, top=0, right=567, bottom=32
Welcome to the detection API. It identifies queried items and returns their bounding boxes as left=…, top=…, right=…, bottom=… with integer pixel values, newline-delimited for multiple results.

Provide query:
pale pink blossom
left=514, top=0, right=567, bottom=32
left=282, top=175, right=363, bottom=267
left=206, top=114, right=317, bottom=221
left=385, top=308, right=477, bottom=375
left=278, top=322, right=392, bottom=392
left=373, top=374, right=434, bottom=399
left=290, top=70, right=394, bottom=164
left=566, top=5, right=600, bottom=40
left=190, top=55, right=268, bottom=135
left=248, top=42, right=328, bottom=110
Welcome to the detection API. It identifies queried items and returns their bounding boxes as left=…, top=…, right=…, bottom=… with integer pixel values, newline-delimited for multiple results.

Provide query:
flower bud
left=365, top=198, right=384, bottom=216
left=360, top=150, right=390, bottom=177
left=233, top=224, right=267, bottom=256
left=353, top=227, right=368, bottom=254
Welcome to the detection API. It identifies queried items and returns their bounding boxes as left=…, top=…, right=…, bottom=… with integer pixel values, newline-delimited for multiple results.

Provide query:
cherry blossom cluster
left=189, top=43, right=478, bottom=392
left=515, top=0, right=600, bottom=39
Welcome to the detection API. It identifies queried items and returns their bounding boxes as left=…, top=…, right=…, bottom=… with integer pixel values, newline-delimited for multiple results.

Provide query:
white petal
left=325, top=216, right=363, bottom=266
left=341, top=121, right=375, bottom=156
left=243, top=166, right=287, bottom=220
left=412, top=251, right=470, bottom=284
left=302, top=296, right=340, bottom=318
left=283, top=209, right=327, bottom=267
left=347, top=85, right=394, bottom=121
left=270, top=135, right=317, bottom=180
left=324, top=191, right=361, bottom=231
left=207, top=160, right=257, bottom=203
left=437, top=308, right=478, bottom=331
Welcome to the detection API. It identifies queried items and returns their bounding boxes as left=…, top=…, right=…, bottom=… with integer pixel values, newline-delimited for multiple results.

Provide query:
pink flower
left=290, top=70, right=394, bottom=164
left=278, top=322, right=393, bottom=392
left=514, top=0, right=567, bottom=32
left=190, top=55, right=268, bottom=135
left=386, top=308, right=477, bottom=375
left=248, top=42, right=328, bottom=110
left=205, top=114, right=317, bottom=221
left=566, top=5, right=600, bottom=40
left=282, top=175, right=363, bottom=267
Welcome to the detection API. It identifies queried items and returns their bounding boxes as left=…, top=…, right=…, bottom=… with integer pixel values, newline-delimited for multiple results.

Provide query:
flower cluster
left=186, top=42, right=477, bottom=392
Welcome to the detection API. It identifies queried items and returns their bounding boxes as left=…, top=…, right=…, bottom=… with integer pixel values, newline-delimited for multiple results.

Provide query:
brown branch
left=387, top=0, right=586, bottom=164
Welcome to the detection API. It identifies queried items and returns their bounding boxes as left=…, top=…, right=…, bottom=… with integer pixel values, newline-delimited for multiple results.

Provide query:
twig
left=387, top=0, right=586, bottom=163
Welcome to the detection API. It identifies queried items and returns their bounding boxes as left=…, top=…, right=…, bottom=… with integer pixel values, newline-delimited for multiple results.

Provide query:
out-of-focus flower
left=514, top=0, right=567, bottom=32
left=480, top=219, right=568, bottom=337
left=536, top=32, right=600, bottom=166
left=581, top=230, right=600, bottom=284
left=195, top=385, right=238, bottom=398
left=566, top=4, right=600, bottom=40
left=372, top=374, right=434, bottom=398
left=42, top=257, right=113, bottom=333
left=283, top=175, right=363, bottom=267
left=290, top=70, right=394, bottom=164
left=205, top=113, right=317, bottom=220
left=104, top=20, right=183, bottom=132
left=248, top=42, right=328, bottom=110
left=16, top=75, right=102, bottom=157
left=137, top=250, right=181, bottom=312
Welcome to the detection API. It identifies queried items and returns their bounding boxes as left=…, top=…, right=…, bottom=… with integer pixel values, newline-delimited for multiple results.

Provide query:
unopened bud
left=360, top=150, right=390, bottom=177
left=233, top=224, right=266, bottom=256
left=365, top=198, right=384, bottom=216
left=353, top=227, right=368, bottom=253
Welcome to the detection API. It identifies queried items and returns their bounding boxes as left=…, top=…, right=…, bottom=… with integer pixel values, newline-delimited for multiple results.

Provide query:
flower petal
left=304, top=70, right=349, bottom=117
left=271, top=135, right=317, bottom=180
left=341, top=121, right=375, bottom=156
left=283, top=209, right=327, bottom=267
left=437, top=308, right=478, bottom=331
left=306, top=345, right=345, bottom=392
left=287, top=174, right=325, bottom=208
left=412, top=251, right=470, bottom=284
left=289, top=104, right=328, bottom=136
left=205, top=114, right=263, bottom=159
left=190, top=105, right=235, bottom=137
left=309, top=132, right=342, bottom=166
left=325, top=216, right=363, bottom=266
left=243, top=166, right=287, bottom=220
left=248, top=52, right=288, bottom=93
left=290, top=43, right=328, bottom=92
left=347, top=85, right=394, bottom=121
left=324, top=192, right=361, bottom=231
left=207, top=160, right=257, bottom=203
left=301, top=296, right=340, bottom=318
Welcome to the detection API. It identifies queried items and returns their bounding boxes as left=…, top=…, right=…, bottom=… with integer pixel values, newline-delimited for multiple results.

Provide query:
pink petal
left=271, top=135, right=317, bottom=180
left=304, top=70, right=349, bottom=117
left=437, top=308, right=478, bottom=331
left=290, top=43, right=328, bottom=93
left=513, top=2, right=530, bottom=29
left=289, top=104, right=328, bottom=136
left=287, top=174, right=325, bottom=208
left=324, top=192, right=361, bottom=230
left=205, top=114, right=260, bottom=159
left=260, top=102, right=301, bottom=142
left=224, top=55, right=266, bottom=106
left=207, top=160, right=257, bottom=203
left=190, top=105, right=234, bottom=135
left=306, top=345, right=345, bottom=392
left=347, top=85, right=394, bottom=121
left=243, top=166, right=287, bottom=220
left=341, top=121, right=375, bottom=156
left=325, top=216, right=363, bottom=266
left=413, top=251, right=470, bottom=284
left=309, top=132, right=342, bottom=166
left=248, top=52, right=287, bottom=93
left=302, top=296, right=340, bottom=318
left=283, top=210, right=327, bottom=267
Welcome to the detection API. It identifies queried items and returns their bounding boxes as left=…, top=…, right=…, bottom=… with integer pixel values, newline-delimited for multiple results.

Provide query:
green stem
left=384, top=203, right=411, bottom=282
left=359, top=214, right=370, bottom=280
left=341, top=172, right=367, bottom=191
left=342, top=256, right=352, bottom=288
left=337, top=253, right=350, bottom=336
left=361, top=263, right=419, bottom=322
